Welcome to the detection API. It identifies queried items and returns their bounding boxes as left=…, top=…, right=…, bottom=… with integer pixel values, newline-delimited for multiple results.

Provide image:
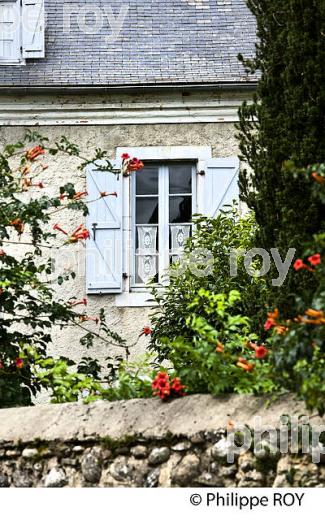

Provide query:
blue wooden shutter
left=86, top=162, right=123, bottom=294
left=22, top=0, right=45, bottom=58
left=0, top=1, right=20, bottom=62
left=202, top=157, right=240, bottom=217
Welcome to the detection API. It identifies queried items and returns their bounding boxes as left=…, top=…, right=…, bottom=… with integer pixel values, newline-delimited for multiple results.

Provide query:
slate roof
left=0, top=0, right=257, bottom=88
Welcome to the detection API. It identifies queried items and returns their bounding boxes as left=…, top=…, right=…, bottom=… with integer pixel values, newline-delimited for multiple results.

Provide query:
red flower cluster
left=69, top=225, right=90, bottom=243
left=22, top=178, right=45, bottom=190
left=100, top=191, right=118, bottom=198
left=69, top=298, right=88, bottom=307
left=53, top=223, right=68, bottom=236
left=171, top=377, right=185, bottom=394
left=21, top=165, right=31, bottom=175
left=293, top=253, right=321, bottom=272
left=311, top=171, right=325, bottom=185
left=264, top=308, right=279, bottom=331
left=9, top=218, right=24, bottom=234
left=26, top=146, right=45, bottom=161
left=140, top=326, right=153, bottom=337
left=0, top=359, right=24, bottom=369
left=248, top=342, right=269, bottom=359
left=79, top=315, right=99, bottom=325
left=263, top=309, right=289, bottom=336
left=15, top=358, right=24, bottom=369
left=152, top=372, right=186, bottom=401
left=53, top=224, right=90, bottom=243
left=236, top=357, right=254, bottom=372
left=255, top=346, right=269, bottom=359
left=308, top=253, right=321, bottom=266
left=60, top=191, right=88, bottom=201
left=121, top=153, right=144, bottom=176
left=298, top=308, right=325, bottom=326
left=216, top=341, right=224, bottom=353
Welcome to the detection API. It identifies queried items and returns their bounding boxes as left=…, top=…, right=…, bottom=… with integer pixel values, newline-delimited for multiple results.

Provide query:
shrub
left=100, top=356, right=155, bottom=402
left=0, top=131, right=135, bottom=407
left=149, top=208, right=268, bottom=361
left=267, top=166, right=325, bottom=414
left=154, top=290, right=276, bottom=396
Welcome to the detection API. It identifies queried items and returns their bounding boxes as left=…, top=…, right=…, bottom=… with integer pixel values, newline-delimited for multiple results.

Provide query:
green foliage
left=100, top=356, right=156, bottom=402
left=150, top=209, right=268, bottom=360
left=235, top=2, right=325, bottom=413
left=34, top=353, right=104, bottom=404
left=271, top=326, right=325, bottom=415
left=34, top=353, right=155, bottom=404
left=0, top=131, right=128, bottom=408
left=268, top=176, right=325, bottom=414
left=156, top=290, right=277, bottom=395
left=269, top=221, right=325, bottom=415
left=292, top=350, right=325, bottom=415
left=237, top=0, right=325, bottom=316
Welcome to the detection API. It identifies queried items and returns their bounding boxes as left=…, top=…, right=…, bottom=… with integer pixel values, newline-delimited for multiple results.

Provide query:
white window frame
left=115, top=146, right=212, bottom=307
left=0, top=0, right=25, bottom=65
left=131, top=162, right=197, bottom=289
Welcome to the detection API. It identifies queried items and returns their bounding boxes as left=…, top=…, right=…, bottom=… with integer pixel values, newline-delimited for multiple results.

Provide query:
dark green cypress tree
left=237, top=0, right=325, bottom=315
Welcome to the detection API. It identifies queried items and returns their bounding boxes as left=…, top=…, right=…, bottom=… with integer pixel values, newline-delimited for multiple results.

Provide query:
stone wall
left=0, top=395, right=324, bottom=488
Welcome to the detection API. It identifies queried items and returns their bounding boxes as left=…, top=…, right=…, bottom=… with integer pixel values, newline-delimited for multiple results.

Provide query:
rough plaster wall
left=0, top=122, right=240, bottom=368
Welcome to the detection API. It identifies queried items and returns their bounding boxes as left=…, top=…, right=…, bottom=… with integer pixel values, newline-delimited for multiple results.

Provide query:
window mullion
left=130, top=172, right=136, bottom=287
left=192, top=164, right=198, bottom=234
left=158, top=165, right=169, bottom=283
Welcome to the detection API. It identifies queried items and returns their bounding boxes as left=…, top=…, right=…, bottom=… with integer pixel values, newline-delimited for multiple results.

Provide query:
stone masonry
left=0, top=395, right=324, bottom=487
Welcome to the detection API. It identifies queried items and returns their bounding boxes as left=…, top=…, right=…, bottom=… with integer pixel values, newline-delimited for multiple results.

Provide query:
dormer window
left=0, top=0, right=45, bottom=65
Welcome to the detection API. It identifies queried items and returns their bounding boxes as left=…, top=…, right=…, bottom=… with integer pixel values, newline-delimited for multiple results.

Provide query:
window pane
left=170, top=225, right=191, bottom=252
left=136, top=197, right=158, bottom=224
left=169, top=196, right=192, bottom=223
left=136, top=165, right=159, bottom=195
left=169, top=164, right=192, bottom=194
left=136, top=226, right=158, bottom=253
left=135, top=255, right=158, bottom=284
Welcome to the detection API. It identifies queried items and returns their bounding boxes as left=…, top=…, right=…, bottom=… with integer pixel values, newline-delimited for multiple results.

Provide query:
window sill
left=115, top=292, right=158, bottom=308
left=0, top=59, right=26, bottom=66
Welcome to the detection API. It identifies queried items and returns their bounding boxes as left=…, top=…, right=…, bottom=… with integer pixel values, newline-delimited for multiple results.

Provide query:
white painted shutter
left=22, top=0, right=45, bottom=58
left=0, top=1, right=20, bottom=62
left=201, top=157, right=240, bottom=217
left=86, top=162, right=123, bottom=294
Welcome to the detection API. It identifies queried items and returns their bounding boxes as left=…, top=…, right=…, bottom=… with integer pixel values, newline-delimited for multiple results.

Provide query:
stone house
left=0, top=0, right=257, bottom=361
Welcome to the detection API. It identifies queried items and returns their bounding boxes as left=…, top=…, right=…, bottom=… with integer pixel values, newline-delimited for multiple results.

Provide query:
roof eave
left=0, top=81, right=258, bottom=95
